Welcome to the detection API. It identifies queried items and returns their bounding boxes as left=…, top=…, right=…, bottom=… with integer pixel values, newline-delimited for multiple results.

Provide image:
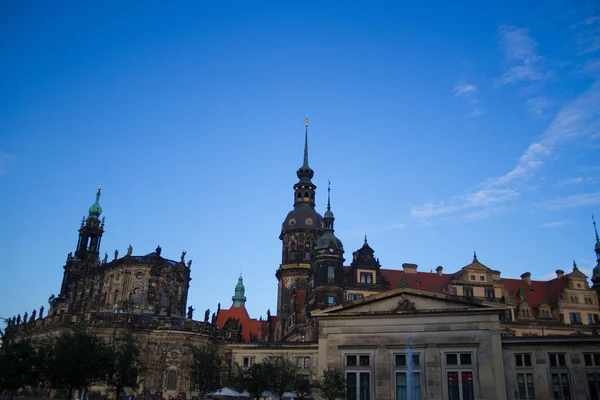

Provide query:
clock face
left=284, top=278, right=294, bottom=289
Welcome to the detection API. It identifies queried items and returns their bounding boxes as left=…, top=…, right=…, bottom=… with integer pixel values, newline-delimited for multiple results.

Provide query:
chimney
left=520, top=272, right=531, bottom=285
left=436, top=266, right=443, bottom=276
left=402, top=263, right=418, bottom=274
left=556, top=269, right=564, bottom=279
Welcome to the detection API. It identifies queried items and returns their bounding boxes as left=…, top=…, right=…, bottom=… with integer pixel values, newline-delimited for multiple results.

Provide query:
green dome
left=88, top=187, right=103, bottom=219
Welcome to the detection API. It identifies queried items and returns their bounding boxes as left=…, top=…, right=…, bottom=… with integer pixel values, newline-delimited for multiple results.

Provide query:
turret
left=232, top=273, right=247, bottom=307
left=309, top=182, right=345, bottom=309
left=74, top=186, right=105, bottom=262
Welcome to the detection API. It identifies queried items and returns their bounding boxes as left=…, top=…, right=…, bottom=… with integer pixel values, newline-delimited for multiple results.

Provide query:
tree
left=291, top=376, right=313, bottom=400
left=236, top=363, right=273, bottom=400
left=105, top=333, right=146, bottom=400
left=313, top=367, right=346, bottom=400
left=189, top=343, right=221, bottom=399
left=265, top=356, right=297, bottom=400
left=45, top=328, right=112, bottom=400
left=0, top=328, right=38, bottom=400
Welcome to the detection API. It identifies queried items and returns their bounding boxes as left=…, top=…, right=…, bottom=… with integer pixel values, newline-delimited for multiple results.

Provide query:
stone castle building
left=7, top=120, right=600, bottom=399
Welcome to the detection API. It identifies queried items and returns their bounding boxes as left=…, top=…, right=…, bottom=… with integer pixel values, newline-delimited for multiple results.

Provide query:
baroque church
left=7, top=120, right=600, bottom=400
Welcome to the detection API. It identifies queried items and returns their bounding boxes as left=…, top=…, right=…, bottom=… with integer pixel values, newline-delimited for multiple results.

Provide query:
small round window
left=289, top=219, right=296, bottom=226
left=136, top=271, right=143, bottom=279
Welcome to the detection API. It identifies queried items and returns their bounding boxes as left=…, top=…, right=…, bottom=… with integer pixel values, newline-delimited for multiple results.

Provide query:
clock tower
left=275, top=119, right=324, bottom=340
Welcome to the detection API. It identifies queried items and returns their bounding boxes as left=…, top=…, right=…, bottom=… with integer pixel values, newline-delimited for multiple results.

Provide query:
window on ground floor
left=588, top=373, right=600, bottom=400
left=447, top=371, right=474, bottom=400
left=346, top=371, right=370, bottom=400
left=516, top=373, right=535, bottom=399
left=551, top=373, right=571, bottom=400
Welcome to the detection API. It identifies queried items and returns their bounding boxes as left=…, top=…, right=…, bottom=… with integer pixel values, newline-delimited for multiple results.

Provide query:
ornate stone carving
left=394, top=295, right=417, bottom=312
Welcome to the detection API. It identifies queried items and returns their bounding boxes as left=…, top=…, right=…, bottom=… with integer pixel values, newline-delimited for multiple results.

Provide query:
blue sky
left=1, top=1, right=600, bottom=323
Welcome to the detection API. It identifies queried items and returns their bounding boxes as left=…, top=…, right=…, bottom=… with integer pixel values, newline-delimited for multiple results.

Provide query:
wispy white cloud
left=557, top=176, right=599, bottom=186
left=539, top=267, right=592, bottom=281
left=453, top=82, right=485, bottom=117
left=539, top=191, right=600, bottom=211
left=411, top=81, right=600, bottom=222
left=538, top=220, right=574, bottom=228
left=526, top=96, right=553, bottom=116
left=0, top=151, right=15, bottom=176
left=497, top=26, right=546, bottom=85
left=573, top=15, right=600, bottom=54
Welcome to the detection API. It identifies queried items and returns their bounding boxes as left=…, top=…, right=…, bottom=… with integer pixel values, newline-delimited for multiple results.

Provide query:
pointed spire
left=303, top=117, right=309, bottom=168
left=473, top=251, right=478, bottom=262
left=594, top=214, right=599, bottom=242
left=327, top=180, right=331, bottom=211
left=364, top=235, right=368, bottom=244
left=233, top=272, right=247, bottom=307
left=573, top=260, right=578, bottom=270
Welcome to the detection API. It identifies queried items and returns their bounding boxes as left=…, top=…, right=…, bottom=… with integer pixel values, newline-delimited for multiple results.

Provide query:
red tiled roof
left=380, top=268, right=453, bottom=293
left=215, top=304, right=258, bottom=341
left=502, top=276, right=569, bottom=309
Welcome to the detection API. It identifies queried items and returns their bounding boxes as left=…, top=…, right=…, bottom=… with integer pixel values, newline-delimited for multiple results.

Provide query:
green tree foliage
left=313, top=367, right=346, bottom=400
left=291, top=376, right=313, bottom=400
left=44, top=328, right=113, bottom=400
left=189, top=343, right=222, bottom=399
left=265, top=356, right=297, bottom=400
left=105, top=333, right=146, bottom=400
left=236, top=363, right=274, bottom=400
left=0, top=328, right=38, bottom=400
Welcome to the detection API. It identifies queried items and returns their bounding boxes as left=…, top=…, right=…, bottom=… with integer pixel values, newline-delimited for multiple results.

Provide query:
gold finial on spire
left=305, top=117, right=309, bottom=127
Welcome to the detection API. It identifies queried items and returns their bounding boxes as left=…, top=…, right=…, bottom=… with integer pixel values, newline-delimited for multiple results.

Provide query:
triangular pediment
left=312, top=288, right=503, bottom=316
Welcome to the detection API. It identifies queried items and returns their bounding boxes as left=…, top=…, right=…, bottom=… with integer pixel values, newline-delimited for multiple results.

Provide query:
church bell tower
left=275, top=119, right=324, bottom=339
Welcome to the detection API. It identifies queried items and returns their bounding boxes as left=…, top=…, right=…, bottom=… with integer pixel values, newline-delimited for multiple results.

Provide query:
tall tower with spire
left=275, top=119, right=324, bottom=340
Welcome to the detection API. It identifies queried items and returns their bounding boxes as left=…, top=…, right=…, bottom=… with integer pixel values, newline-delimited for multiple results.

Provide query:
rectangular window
left=485, top=288, right=495, bottom=299
left=549, top=353, right=567, bottom=367
left=243, top=356, right=255, bottom=368
left=346, top=372, right=370, bottom=400
left=590, top=314, right=594, bottom=324
left=296, top=357, right=303, bottom=368
left=396, top=371, right=421, bottom=400
left=517, top=373, right=535, bottom=400
left=584, top=353, right=600, bottom=367
left=360, top=272, right=373, bottom=284
left=446, top=352, right=472, bottom=366
left=470, top=275, right=475, bottom=281
left=588, top=373, right=600, bottom=400
left=479, top=276, right=485, bottom=281
left=359, top=355, right=370, bottom=366
left=447, top=371, right=474, bottom=400
left=551, top=373, right=571, bottom=400
left=328, top=296, right=334, bottom=305
left=515, top=354, right=532, bottom=367
left=304, top=357, right=310, bottom=369
left=463, top=288, right=473, bottom=297
left=347, top=355, right=357, bottom=366
left=570, top=312, right=581, bottom=324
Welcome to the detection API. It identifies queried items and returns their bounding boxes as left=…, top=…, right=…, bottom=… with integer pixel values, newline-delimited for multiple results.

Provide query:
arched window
left=327, top=266, right=335, bottom=283
left=297, top=192, right=302, bottom=198
left=132, top=288, right=142, bottom=306
left=166, top=370, right=178, bottom=390
left=160, top=291, right=169, bottom=309
left=304, top=192, right=309, bottom=198
left=113, top=290, right=120, bottom=305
